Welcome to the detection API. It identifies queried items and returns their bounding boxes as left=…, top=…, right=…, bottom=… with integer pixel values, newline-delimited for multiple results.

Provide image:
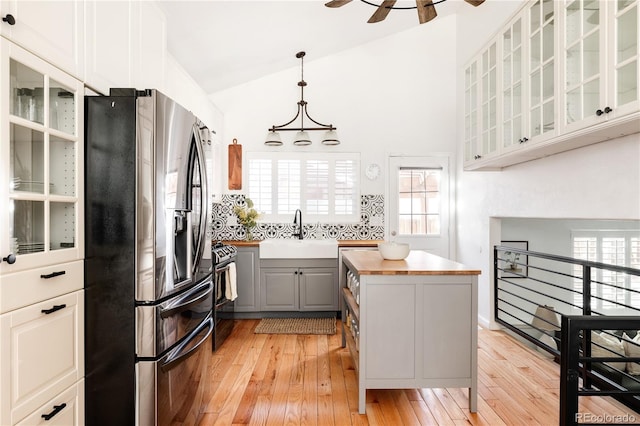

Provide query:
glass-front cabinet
left=464, top=39, right=499, bottom=164
left=528, top=0, right=556, bottom=143
left=0, top=38, right=83, bottom=273
left=464, top=60, right=480, bottom=163
left=464, top=0, right=638, bottom=170
left=562, top=0, right=639, bottom=133
left=501, top=15, right=526, bottom=153
left=480, top=41, right=499, bottom=159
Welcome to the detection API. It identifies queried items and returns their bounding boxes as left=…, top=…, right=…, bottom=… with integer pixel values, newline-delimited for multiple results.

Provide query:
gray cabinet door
left=260, top=268, right=298, bottom=311
left=299, top=267, right=338, bottom=311
left=234, top=247, right=260, bottom=312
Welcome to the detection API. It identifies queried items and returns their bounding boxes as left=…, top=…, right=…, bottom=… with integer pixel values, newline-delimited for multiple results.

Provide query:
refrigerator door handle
left=159, top=280, right=212, bottom=319
left=190, top=123, right=209, bottom=276
left=160, top=315, right=213, bottom=373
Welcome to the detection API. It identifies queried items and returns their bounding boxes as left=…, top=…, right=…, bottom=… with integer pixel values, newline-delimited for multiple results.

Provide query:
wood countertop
left=342, top=250, right=481, bottom=276
left=220, top=239, right=383, bottom=248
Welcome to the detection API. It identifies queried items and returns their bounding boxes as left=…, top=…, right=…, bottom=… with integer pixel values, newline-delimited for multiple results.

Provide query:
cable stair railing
left=494, top=245, right=640, bottom=424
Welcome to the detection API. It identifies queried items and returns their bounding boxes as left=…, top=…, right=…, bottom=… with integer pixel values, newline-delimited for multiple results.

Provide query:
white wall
left=455, top=1, right=640, bottom=328
left=210, top=15, right=459, bottom=197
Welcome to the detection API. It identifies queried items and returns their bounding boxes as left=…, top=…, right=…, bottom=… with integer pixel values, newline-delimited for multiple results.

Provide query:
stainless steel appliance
left=212, top=242, right=237, bottom=350
left=84, top=89, right=214, bottom=425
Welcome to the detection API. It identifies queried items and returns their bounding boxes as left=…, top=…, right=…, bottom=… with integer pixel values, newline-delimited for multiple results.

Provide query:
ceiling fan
left=325, top=0, right=486, bottom=24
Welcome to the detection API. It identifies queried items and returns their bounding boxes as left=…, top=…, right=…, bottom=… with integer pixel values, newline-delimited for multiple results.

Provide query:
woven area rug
left=254, top=317, right=336, bottom=335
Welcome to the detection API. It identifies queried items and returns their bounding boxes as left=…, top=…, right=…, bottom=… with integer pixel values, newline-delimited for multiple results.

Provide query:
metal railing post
left=560, top=315, right=580, bottom=426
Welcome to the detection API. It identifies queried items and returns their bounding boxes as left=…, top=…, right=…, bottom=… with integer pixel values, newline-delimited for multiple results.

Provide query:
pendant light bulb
left=321, top=130, right=340, bottom=145
left=293, top=131, right=312, bottom=146
left=265, top=131, right=283, bottom=146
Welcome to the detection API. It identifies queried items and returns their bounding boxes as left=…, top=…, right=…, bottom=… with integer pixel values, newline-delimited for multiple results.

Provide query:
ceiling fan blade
left=368, top=0, right=397, bottom=23
left=464, top=0, right=486, bottom=6
left=416, top=0, right=437, bottom=24
left=325, top=0, right=353, bottom=7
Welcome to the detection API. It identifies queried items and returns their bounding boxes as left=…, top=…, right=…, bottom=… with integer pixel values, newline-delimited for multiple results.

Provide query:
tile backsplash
left=211, top=194, right=385, bottom=241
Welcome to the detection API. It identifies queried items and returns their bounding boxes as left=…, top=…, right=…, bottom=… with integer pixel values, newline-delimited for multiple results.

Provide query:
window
left=246, top=152, right=360, bottom=223
left=572, top=230, right=640, bottom=312
left=397, top=168, right=442, bottom=235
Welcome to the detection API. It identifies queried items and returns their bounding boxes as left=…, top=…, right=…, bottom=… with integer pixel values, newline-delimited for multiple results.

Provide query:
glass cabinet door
left=464, top=61, right=480, bottom=162
left=609, top=0, right=639, bottom=114
left=502, top=17, right=526, bottom=151
left=563, top=0, right=604, bottom=126
left=480, top=42, right=498, bottom=157
left=2, top=40, right=82, bottom=272
left=529, top=0, right=556, bottom=140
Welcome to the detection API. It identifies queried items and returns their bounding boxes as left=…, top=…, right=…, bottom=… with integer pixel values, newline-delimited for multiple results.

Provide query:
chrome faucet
left=293, top=209, right=303, bottom=240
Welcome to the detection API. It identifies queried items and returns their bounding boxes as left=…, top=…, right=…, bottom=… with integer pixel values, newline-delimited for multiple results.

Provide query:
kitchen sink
left=259, top=238, right=338, bottom=259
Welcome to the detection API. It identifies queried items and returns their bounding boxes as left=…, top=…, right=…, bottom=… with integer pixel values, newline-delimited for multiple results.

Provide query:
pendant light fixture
left=265, top=51, right=339, bottom=146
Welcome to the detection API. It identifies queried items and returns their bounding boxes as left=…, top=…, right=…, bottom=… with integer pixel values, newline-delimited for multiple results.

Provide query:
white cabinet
left=526, top=0, right=557, bottom=144
left=84, top=0, right=166, bottom=95
left=0, top=38, right=84, bottom=274
left=0, top=38, right=84, bottom=426
left=464, top=40, right=498, bottom=163
left=561, top=0, right=639, bottom=132
left=131, top=1, right=166, bottom=91
left=84, top=0, right=132, bottom=95
left=464, top=0, right=639, bottom=171
left=500, top=14, right=526, bottom=153
left=0, top=291, right=84, bottom=425
left=0, top=0, right=84, bottom=80
left=15, top=380, right=84, bottom=426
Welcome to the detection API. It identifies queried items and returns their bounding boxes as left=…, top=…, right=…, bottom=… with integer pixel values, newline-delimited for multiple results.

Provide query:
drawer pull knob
left=41, top=403, right=67, bottom=421
left=40, top=270, right=66, bottom=279
left=41, top=304, right=66, bottom=315
left=2, top=254, right=16, bottom=264
left=2, top=14, right=15, bottom=25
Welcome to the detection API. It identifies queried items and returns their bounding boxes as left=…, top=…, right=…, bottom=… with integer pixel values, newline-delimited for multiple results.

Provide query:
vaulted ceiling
left=156, top=0, right=463, bottom=94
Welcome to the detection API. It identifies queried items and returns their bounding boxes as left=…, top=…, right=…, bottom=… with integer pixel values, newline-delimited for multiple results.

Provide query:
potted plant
left=233, top=197, right=260, bottom=240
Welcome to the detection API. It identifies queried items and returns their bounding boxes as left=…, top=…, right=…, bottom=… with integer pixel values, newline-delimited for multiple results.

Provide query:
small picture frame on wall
left=500, top=240, right=528, bottom=278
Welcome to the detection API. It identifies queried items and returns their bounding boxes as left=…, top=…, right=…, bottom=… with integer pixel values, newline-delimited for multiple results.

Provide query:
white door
left=388, top=156, right=451, bottom=258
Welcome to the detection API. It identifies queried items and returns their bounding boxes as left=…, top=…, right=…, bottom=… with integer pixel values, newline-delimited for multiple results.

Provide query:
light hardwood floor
left=199, top=319, right=640, bottom=425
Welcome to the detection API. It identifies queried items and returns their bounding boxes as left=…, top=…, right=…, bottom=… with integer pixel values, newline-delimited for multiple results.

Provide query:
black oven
left=212, top=242, right=237, bottom=350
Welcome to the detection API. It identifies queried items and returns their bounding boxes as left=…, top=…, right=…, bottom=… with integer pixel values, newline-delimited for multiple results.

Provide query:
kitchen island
left=340, top=250, right=481, bottom=414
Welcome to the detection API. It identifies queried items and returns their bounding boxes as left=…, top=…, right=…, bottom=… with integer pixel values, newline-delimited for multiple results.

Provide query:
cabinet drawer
left=0, top=261, right=83, bottom=313
left=0, top=291, right=84, bottom=425
left=15, top=380, right=84, bottom=426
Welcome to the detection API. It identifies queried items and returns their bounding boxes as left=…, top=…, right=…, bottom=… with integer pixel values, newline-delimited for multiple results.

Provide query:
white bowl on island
left=377, top=242, right=410, bottom=260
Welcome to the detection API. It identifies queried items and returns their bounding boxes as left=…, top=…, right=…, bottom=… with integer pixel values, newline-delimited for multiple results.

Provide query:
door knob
left=2, top=254, right=16, bottom=264
left=2, top=14, right=15, bottom=25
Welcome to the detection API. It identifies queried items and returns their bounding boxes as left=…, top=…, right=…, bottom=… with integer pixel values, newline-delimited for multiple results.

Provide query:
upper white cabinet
left=84, top=0, right=132, bottom=95
left=561, top=0, right=639, bottom=132
left=131, top=1, right=166, bottom=91
left=464, top=40, right=499, bottom=163
left=501, top=14, right=526, bottom=154
left=85, top=0, right=166, bottom=95
left=464, top=0, right=639, bottom=170
left=0, top=38, right=84, bottom=274
left=527, top=0, right=557, bottom=144
left=0, top=0, right=84, bottom=81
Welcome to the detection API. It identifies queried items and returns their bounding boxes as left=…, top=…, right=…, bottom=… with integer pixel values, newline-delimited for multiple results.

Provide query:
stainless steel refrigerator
left=84, top=89, right=213, bottom=425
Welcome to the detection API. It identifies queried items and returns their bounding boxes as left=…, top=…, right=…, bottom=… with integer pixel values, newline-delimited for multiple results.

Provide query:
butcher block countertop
left=342, top=250, right=482, bottom=276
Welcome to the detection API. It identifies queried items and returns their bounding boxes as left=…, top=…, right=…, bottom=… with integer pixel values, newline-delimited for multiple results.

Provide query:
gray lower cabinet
left=260, top=259, right=338, bottom=312
left=233, top=246, right=260, bottom=312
